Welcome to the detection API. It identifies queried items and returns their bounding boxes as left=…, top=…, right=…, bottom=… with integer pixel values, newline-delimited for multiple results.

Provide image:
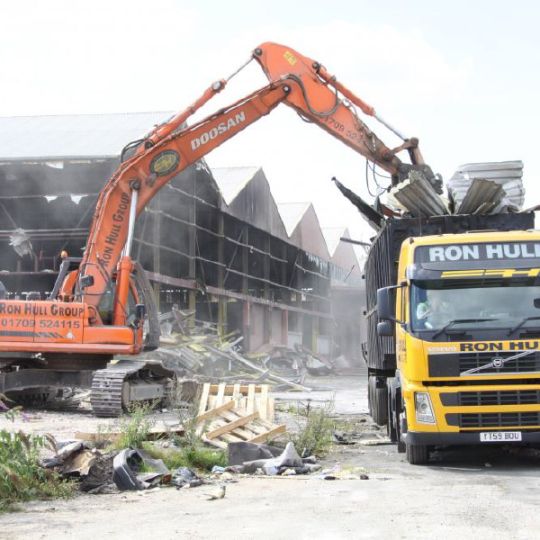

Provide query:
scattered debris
left=138, top=306, right=325, bottom=393
left=171, top=467, right=203, bottom=489
left=229, top=442, right=320, bottom=476
left=112, top=449, right=170, bottom=491
left=9, top=228, right=33, bottom=257
left=75, top=421, right=184, bottom=446
left=333, top=430, right=356, bottom=445
left=228, top=441, right=283, bottom=466
left=319, top=465, right=369, bottom=480
left=80, top=452, right=117, bottom=494
left=203, top=484, right=226, bottom=500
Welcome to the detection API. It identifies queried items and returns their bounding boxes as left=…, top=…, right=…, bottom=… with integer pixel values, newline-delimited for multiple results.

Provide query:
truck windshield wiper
left=432, top=318, right=498, bottom=340
left=507, top=316, right=540, bottom=336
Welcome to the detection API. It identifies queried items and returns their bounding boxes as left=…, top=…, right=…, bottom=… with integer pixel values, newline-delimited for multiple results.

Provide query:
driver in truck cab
left=416, top=293, right=451, bottom=329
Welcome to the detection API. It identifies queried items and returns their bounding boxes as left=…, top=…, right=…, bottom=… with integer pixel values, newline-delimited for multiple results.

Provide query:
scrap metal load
left=386, top=161, right=525, bottom=218
left=332, top=158, right=533, bottom=432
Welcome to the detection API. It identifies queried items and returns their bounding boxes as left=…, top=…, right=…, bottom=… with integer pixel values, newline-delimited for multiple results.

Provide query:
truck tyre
left=370, top=376, right=388, bottom=426
left=405, top=442, right=429, bottom=465
left=368, top=376, right=374, bottom=417
left=387, top=383, right=397, bottom=442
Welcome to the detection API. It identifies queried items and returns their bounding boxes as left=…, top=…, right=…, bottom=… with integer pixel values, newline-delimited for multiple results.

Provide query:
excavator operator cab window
left=126, top=280, right=139, bottom=327
left=97, top=277, right=140, bottom=327
left=97, top=281, right=115, bottom=325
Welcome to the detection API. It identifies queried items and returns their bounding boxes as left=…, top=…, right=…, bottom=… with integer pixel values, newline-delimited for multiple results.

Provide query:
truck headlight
left=415, top=392, right=435, bottom=424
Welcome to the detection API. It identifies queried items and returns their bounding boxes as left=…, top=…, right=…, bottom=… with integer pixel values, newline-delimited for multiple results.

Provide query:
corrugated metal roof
left=0, top=112, right=173, bottom=160
left=276, top=202, right=311, bottom=236
left=211, top=166, right=260, bottom=205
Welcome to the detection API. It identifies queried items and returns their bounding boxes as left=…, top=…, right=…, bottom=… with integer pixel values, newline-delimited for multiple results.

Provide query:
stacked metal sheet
left=388, top=170, right=449, bottom=218
left=453, top=178, right=505, bottom=215
left=447, top=161, right=525, bottom=214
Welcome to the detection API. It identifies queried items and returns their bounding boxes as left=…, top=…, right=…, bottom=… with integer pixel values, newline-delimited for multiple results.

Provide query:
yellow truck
left=367, top=212, right=540, bottom=464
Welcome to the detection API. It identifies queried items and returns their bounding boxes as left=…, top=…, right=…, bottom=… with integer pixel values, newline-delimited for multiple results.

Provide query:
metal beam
left=146, top=271, right=334, bottom=319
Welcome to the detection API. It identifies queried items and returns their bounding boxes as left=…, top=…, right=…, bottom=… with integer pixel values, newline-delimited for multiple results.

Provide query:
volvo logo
left=492, top=357, right=504, bottom=369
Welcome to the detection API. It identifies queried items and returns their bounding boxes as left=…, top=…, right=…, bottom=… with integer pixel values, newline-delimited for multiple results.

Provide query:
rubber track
left=90, top=368, right=129, bottom=417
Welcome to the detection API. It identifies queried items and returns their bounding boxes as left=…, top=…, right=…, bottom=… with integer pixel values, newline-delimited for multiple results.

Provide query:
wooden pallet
left=195, top=400, right=286, bottom=449
left=198, top=383, right=274, bottom=422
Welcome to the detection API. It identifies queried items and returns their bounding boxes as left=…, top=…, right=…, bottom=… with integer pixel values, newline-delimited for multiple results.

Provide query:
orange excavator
left=0, top=42, right=434, bottom=416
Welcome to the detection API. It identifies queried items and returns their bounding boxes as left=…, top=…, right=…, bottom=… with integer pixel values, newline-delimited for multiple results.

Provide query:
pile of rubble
left=139, top=306, right=335, bottom=392
left=38, top=384, right=325, bottom=496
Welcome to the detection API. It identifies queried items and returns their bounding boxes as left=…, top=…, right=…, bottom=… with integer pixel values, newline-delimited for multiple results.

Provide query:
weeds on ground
left=288, top=400, right=335, bottom=457
left=112, top=403, right=156, bottom=450
left=143, top=402, right=226, bottom=471
left=0, top=407, right=73, bottom=512
left=143, top=442, right=226, bottom=471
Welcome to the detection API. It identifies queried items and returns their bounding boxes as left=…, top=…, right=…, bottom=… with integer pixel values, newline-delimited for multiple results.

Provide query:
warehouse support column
left=281, top=309, right=288, bottom=346
left=243, top=301, right=251, bottom=351
left=242, top=227, right=250, bottom=350
left=217, top=213, right=226, bottom=338
left=152, top=193, right=161, bottom=311
left=188, top=176, right=197, bottom=323
left=312, top=316, right=319, bottom=353
left=264, top=234, right=271, bottom=343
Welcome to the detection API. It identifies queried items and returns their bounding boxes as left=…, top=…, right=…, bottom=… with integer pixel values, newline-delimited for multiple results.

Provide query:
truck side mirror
left=377, top=320, right=393, bottom=336
left=534, top=298, right=540, bottom=309
left=377, top=285, right=404, bottom=324
left=377, top=287, right=394, bottom=321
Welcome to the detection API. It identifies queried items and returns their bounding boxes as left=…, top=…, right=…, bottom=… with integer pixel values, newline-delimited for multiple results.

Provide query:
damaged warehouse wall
left=0, top=112, right=365, bottom=365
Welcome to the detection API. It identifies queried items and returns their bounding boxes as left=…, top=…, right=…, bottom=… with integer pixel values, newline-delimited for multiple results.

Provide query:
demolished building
left=0, top=112, right=365, bottom=364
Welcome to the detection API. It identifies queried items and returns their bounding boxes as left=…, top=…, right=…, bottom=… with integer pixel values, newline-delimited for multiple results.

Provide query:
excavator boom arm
left=79, top=83, right=290, bottom=306
left=75, top=42, right=430, bottom=309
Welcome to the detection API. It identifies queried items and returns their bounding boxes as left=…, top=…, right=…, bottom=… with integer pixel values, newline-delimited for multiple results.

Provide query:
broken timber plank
left=198, top=383, right=274, bottom=421
left=205, top=411, right=260, bottom=440
left=247, top=384, right=255, bottom=414
left=259, top=385, right=268, bottom=420
left=215, top=382, right=226, bottom=407
left=248, top=424, right=287, bottom=443
left=195, top=400, right=235, bottom=423
left=198, top=383, right=211, bottom=416
left=75, top=425, right=184, bottom=444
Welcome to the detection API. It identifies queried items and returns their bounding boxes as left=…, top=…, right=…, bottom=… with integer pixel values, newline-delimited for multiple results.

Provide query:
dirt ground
left=2, top=373, right=540, bottom=539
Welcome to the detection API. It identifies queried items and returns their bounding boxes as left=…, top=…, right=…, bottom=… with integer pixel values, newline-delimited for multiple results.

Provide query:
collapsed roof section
left=0, top=113, right=359, bottom=278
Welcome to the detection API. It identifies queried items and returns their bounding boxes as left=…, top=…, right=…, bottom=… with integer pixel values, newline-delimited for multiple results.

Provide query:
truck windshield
left=410, top=280, right=540, bottom=337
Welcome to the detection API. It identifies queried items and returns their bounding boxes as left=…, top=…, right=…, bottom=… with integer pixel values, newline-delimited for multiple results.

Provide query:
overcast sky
left=1, top=0, right=539, bottom=248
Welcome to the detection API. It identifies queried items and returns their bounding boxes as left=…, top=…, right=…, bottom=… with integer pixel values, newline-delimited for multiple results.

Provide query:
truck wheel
left=368, top=376, right=374, bottom=416
left=387, top=384, right=397, bottom=442
left=405, top=442, right=429, bottom=465
left=395, top=390, right=406, bottom=453
left=396, top=411, right=406, bottom=453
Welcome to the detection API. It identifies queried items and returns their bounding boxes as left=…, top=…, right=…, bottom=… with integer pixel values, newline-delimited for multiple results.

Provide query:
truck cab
left=377, top=229, right=540, bottom=464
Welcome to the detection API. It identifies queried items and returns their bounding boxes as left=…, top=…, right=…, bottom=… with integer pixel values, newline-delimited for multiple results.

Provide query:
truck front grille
left=440, top=390, right=540, bottom=406
left=446, top=412, right=540, bottom=428
left=429, top=351, right=540, bottom=377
